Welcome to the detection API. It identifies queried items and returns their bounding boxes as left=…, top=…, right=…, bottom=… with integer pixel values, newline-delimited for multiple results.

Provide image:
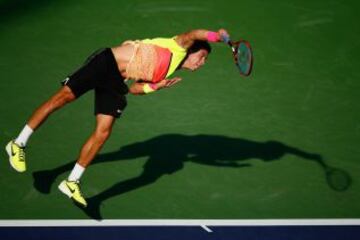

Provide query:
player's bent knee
left=61, top=86, right=76, bottom=103
left=53, top=88, right=76, bottom=108
left=94, top=130, right=111, bottom=144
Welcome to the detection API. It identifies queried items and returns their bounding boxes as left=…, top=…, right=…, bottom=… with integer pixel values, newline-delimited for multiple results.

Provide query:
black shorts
left=62, top=48, right=128, bottom=118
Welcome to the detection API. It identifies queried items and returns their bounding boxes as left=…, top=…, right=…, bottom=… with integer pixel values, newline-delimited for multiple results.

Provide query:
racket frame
left=222, top=36, right=253, bottom=76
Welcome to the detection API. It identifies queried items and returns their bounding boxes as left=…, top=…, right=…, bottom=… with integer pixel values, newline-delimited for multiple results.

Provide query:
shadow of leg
left=32, top=150, right=136, bottom=194
left=32, top=161, right=74, bottom=194
left=80, top=172, right=160, bottom=220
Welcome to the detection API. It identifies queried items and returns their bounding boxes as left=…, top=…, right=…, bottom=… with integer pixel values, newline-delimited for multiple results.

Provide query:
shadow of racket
left=324, top=165, right=352, bottom=191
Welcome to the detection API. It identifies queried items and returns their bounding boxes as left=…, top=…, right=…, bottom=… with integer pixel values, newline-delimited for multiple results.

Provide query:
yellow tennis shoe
left=58, top=180, right=87, bottom=207
left=5, top=140, right=26, bottom=172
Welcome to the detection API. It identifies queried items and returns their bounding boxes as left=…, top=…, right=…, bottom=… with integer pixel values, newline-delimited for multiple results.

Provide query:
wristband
left=143, top=83, right=158, bottom=94
left=207, top=31, right=220, bottom=42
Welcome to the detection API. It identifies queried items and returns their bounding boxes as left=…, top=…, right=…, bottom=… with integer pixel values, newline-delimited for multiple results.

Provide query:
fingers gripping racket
left=222, top=35, right=253, bottom=76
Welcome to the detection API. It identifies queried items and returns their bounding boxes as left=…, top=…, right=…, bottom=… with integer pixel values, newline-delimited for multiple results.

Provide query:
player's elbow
left=128, top=87, right=137, bottom=95
left=128, top=84, right=144, bottom=95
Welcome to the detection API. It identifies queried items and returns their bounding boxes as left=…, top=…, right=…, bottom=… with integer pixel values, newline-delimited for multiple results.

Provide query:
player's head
left=181, top=40, right=211, bottom=71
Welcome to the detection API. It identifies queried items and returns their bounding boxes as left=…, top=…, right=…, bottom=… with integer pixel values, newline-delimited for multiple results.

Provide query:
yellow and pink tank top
left=124, top=37, right=187, bottom=83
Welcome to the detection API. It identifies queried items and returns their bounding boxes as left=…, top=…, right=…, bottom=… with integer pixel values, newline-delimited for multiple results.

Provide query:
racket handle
left=221, top=34, right=231, bottom=44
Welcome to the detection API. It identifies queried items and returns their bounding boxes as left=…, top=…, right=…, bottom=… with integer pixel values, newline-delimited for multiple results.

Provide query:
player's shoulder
left=142, top=37, right=186, bottom=52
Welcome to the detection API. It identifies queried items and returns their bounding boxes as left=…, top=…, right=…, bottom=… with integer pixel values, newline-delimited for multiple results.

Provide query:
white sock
left=68, top=163, right=85, bottom=181
left=15, top=125, right=34, bottom=147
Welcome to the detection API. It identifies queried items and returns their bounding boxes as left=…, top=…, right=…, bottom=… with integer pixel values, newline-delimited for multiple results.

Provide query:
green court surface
left=0, top=0, right=359, bottom=219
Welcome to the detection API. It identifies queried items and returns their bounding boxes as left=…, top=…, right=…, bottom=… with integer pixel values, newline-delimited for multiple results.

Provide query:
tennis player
left=5, top=29, right=229, bottom=207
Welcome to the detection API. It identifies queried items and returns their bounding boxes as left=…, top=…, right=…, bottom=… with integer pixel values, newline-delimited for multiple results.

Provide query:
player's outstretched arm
left=129, top=77, right=182, bottom=95
left=175, top=29, right=230, bottom=49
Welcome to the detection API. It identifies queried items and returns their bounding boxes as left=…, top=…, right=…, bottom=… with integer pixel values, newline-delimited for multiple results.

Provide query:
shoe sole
left=5, top=142, right=25, bottom=173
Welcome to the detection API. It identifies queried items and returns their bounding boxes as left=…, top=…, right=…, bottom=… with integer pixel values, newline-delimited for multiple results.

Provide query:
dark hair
left=178, top=40, right=212, bottom=69
left=188, top=40, right=212, bottom=54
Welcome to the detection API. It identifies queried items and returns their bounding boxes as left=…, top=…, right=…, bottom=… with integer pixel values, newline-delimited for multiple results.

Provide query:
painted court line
left=1, top=219, right=360, bottom=227
left=200, top=225, right=213, bottom=233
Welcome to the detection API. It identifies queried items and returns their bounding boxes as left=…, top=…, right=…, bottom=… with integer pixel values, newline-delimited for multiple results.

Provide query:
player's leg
left=76, top=114, right=116, bottom=168
left=6, top=49, right=103, bottom=173
left=58, top=114, right=115, bottom=207
left=27, top=85, right=76, bottom=131
left=58, top=48, right=128, bottom=208
left=6, top=86, right=76, bottom=172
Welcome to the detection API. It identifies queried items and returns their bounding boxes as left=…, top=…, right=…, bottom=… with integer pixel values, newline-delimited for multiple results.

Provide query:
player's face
left=183, top=49, right=209, bottom=71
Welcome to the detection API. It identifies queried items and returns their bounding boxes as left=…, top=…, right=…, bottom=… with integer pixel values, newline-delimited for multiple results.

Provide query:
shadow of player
left=32, top=134, right=350, bottom=220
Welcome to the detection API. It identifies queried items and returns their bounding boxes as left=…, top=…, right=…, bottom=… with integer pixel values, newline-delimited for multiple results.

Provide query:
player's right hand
left=218, top=29, right=230, bottom=41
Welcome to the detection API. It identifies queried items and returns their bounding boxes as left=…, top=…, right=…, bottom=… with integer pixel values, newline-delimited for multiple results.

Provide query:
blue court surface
left=1, top=220, right=360, bottom=240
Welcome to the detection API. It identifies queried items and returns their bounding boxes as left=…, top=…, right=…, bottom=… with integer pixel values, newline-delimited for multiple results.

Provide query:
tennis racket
left=222, top=35, right=253, bottom=76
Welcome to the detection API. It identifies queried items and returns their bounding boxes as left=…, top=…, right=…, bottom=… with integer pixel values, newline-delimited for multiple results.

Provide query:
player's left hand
left=158, top=77, right=182, bottom=89
left=165, top=77, right=182, bottom=87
